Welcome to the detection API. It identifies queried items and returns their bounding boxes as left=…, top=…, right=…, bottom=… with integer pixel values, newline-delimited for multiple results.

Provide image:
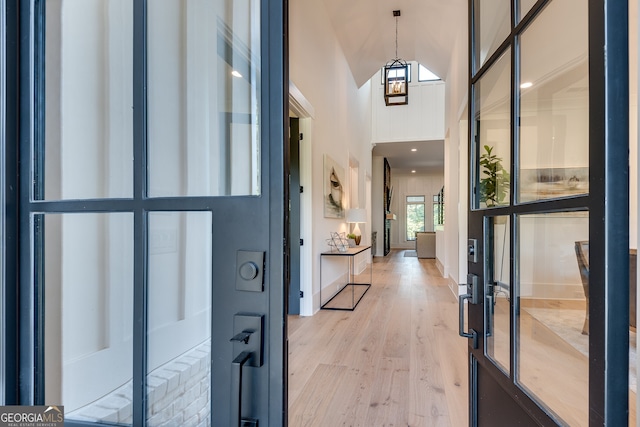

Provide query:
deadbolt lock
left=236, top=251, right=265, bottom=292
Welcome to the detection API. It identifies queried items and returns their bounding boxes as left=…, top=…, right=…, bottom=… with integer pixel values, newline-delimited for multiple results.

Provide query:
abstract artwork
left=323, top=155, right=345, bottom=218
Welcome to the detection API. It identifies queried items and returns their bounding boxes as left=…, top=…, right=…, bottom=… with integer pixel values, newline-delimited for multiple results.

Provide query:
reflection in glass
left=147, top=212, right=212, bottom=425
left=43, top=213, right=134, bottom=424
left=473, top=0, right=510, bottom=72
left=41, top=0, right=133, bottom=200
left=518, top=0, right=537, bottom=22
left=518, top=0, right=588, bottom=203
left=486, top=216, right=510, bottom=374
left=517, top=212, right=588, bottom=426
left=473, top=49, right=511, bottom=209
left=148, top=0, right=261, bottom=197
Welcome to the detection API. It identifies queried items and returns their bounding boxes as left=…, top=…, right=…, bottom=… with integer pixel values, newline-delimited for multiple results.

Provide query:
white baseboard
left=448, top=276, right=465, bottom=299
left=435, top=258, right=445, bottom=277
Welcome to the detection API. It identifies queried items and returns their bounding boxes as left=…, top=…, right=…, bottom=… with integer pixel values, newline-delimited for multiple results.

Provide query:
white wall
left=387, top=173, right=444, bottom=249
left=444, top=17, right=469, bottom=295
left=371, top=65, right=445, bottom=143
left=290, top=0, right=372, bottom=314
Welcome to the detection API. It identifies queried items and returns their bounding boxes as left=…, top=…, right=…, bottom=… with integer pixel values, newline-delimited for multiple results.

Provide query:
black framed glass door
left=464, top=0, right=630, bottom=425
left=6, top=0, right=287, bottom=425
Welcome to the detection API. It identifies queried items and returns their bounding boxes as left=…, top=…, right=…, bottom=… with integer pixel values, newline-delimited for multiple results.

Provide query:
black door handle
left=230, top=314, right=263, bottom=426
left=231, top=350, right=252, bottom=427
left=459, top=293, right=478, bottom=349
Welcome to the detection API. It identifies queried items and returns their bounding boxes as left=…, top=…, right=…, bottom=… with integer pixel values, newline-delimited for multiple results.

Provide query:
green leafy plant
left=346, top=233, right=361, bottom=245
left=479, top=145, right=510, bottom=207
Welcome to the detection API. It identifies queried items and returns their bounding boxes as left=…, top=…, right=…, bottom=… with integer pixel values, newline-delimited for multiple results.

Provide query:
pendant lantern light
left=384, top=10, right=409, bottom=106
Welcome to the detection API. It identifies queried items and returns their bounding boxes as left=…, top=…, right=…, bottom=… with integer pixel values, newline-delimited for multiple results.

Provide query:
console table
left=320, top=245, right=372, bottom=310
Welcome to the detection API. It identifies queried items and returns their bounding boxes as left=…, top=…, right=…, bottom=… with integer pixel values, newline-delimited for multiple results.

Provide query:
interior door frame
left=4, top=0, right=289, bottom=425
left=288, top=117, right=301, bottom=315
left=288, top=82, right=314, bottom=316
left=1, top=0, right=19, bottom=407
left=466, top=0, right=629, bottom=425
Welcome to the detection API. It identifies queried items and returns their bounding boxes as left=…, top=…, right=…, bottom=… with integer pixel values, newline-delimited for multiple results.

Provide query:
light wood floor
left=288, top=249, right=638, bottom=426
left=288, top=250, right=468, bottom=426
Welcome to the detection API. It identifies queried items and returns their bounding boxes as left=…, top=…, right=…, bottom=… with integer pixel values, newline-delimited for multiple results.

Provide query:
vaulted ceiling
left=320, top=0, right=467, bottom=87
left=318, top=0, right=467, bottom=174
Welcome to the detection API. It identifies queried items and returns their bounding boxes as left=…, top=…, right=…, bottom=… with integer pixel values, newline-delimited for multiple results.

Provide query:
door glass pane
left=473, top=49, right=511, bottom=209
left=518, top=0, right=588, bottom=203
left=40, top=0, right=133, bottom=200
left=518, top=0, right=537, bottom=23
left=517, top=211, right=588, bottom=426
left=473, top=0, right=510, bottom=72
left=147, top=212, right=212, bottom=425
left=486, top=216, right=510, bottom=374
left=42, top=213, right=134, bottom=424
left=148, top=0, right=261, bottom=197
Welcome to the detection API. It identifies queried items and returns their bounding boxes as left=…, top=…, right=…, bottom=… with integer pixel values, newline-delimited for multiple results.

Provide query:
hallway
left=288, top=250, right=468, bottom=426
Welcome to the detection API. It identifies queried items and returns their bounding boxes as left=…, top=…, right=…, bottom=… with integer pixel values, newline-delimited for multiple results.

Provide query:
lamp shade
left=346, top=208, right=367, bottom=224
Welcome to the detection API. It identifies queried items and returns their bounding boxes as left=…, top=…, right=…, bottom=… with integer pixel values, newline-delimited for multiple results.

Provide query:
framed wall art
left=323, top=155, right=345, bottom=218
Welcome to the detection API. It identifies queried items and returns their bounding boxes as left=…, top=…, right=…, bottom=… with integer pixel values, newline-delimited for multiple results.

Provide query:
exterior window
left=418, top=64, right=440, bottom=81
left=406, top=196, right=425, bottom=240
left=381, top=64, right=412, bottom=84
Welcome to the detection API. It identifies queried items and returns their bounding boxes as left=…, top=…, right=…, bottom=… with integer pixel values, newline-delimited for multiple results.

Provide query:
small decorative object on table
left=326, top=232, right=349, bottom=252
left=346, top=208, right=366, bottom=246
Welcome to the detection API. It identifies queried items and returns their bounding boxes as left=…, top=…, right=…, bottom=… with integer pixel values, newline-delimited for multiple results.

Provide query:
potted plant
left=347, top=233, right=357, bottom=247
left=479, top=145, right=510, bottom=207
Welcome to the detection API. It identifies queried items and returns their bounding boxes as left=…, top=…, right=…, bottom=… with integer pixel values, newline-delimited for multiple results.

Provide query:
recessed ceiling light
left=520, top=82, right=533, bottom=89
left=411, top=170, right=416, bottom=173
left=231, top=70, right=243, bottom=78
left=411, top=148, right=417, bottom=152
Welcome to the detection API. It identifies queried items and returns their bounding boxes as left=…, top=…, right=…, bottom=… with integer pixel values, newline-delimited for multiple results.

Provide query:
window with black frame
left=405, top=195, right=425, bottom=241
left=433, top=187, right=444, bottom=230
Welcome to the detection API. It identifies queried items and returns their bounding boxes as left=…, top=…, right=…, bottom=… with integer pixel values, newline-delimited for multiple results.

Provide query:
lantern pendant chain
left=395, top=16, right=399, bottom=60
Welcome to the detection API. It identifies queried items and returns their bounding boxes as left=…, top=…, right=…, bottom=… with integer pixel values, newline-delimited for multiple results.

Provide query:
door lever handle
left=230, top=331, right=253, bottom=344
left=229, top=314, right=263, bottom=426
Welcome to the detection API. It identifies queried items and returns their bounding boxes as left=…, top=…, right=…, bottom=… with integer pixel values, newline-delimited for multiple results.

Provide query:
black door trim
left=588, top=0, right=629, bottom=424
left=2, top=0, right=20, bottom=405
left=468, top=0, right=630, bottom=424
left=8, top=0, right=289, bottom=425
